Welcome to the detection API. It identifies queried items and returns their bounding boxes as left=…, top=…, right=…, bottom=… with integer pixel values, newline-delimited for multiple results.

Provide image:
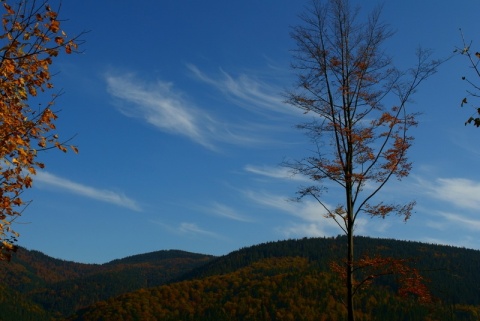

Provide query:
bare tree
left=284, top=0, right=440, bottom=319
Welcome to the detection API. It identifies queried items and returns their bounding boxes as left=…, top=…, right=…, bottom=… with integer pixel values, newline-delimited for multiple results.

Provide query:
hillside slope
left=0, top=248, right=214, bottom=320
left=0, top=237, right=479, bottom=321
left=181, top=236, right=480, bottom=305
left=67, top=237, right=480, bottom=321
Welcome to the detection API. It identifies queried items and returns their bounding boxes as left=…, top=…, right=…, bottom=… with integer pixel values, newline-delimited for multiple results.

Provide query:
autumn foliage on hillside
left=0, top=248, right=213, bottom=319
left=0, top=0, right=81, bottom=260
left=67, top=256, right=479, bottom=321
left=0, top=237, right=479, bottom=320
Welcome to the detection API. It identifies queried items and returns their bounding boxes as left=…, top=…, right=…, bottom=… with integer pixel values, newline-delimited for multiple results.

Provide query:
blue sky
left=13, top=0, right=480, bottom=264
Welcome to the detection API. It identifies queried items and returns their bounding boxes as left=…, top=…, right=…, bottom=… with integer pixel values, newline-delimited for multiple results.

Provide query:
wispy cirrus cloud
left=427, top=210, right=480, bottom=232
left=105, top=72, right=280, bottom=149
left=208, top=202, right=252, bottom=222
left=243, top=190, right=341, bottom=236
left=187, top=64, right=295, bottom=116
left=151, top=220, right=225, bottom=239
left=244, top=164, right=310, bottom=182
left=243, top=188, right=392, bottom=238
left=417, top=177, right=480, bottom=211
left=278, top=222, right=332, bottom=238
left=421, top=235, right=478, bottom=250
left=179, top=222, right=223, bottom=238
left=105, top=72, right=216, bottom=149
left=35, top=171, right=141, bottom=211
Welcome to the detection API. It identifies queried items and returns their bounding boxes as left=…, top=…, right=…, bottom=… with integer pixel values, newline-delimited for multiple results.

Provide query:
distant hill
left=180, top=236, right=480, bottom=306
left=0, top=247, right=214, bottom=320
left=0, top=237, right=479, bottom=320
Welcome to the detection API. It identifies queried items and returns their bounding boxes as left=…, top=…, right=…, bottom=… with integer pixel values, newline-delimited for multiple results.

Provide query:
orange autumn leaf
left=48, top=20, right=60, bottom=33
left=54, top=36, right=64, bottom=45
left=0, top=0, right=83, bottom=261
left=3, top=3, right=14, bottom=15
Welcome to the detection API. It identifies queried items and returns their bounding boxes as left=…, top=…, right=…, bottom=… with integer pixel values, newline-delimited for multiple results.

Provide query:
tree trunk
left=346, top=132, right=355, bottom=321
left=347, top=219, right=355, bottom=321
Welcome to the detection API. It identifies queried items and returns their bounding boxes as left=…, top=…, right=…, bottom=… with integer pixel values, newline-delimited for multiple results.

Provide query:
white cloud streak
left=179, top=222, right=223, bottom=239
left=418, top=177, right=480, bottom=211
left=243, top=188, right=396, bottom=238
left=35, top=171, right=141, bottom=212
left=431, top=211, right=480, bottom=232
left=278, top=222, right=333, bottom=238
left=208, top=202, right=252, bottom=222
left=244, top=164, right=310, bottom=182
left=105, top=73, right=216, bottom=149
left=105, top=72, right=280, bottom=149
left=150, top=220, right=224, bottom=239
left=187, top=64, right=295, bottom=116
left=244, top=190, right=341, bottom=237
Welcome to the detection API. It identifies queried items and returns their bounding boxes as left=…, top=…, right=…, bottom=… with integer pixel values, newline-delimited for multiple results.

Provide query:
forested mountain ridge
left=0, top=237, right=479, bottom=320
left=0, top=248, right=214, bottom=320
left=180, top=235, right=480, bottom=305
left=68, top=237, right=480, bottom=321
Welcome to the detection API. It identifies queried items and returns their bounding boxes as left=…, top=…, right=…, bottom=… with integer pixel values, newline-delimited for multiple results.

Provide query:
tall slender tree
left=0, top=0, right=83, bottom=260
left=285, top=0, right=440, bottom=319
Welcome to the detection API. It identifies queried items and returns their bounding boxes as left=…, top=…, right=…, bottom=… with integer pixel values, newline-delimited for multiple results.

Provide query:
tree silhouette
left=284, top=0, right=440, bottom=319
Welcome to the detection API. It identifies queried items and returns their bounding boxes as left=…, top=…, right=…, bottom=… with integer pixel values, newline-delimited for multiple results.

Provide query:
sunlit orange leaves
left=363, top=201, right=415, bottom=221
left=331, top=254, right=431, bottom=304
left=1, top=59, right=15, bottom=75
left=54, top=36, right=64, bottom=45
left=0, top=0, right=82, bottom=260
left=48, top=20, right=60, bottom=33
left=3, top=3, right=14, bottom=15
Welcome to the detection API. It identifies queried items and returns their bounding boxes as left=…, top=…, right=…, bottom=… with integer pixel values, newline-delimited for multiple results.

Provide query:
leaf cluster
left=0, top=0, right=83, bottom=260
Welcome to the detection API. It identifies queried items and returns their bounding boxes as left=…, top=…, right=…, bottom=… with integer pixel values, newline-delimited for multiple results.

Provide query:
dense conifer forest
left=0, top=237, right=479, bottom=320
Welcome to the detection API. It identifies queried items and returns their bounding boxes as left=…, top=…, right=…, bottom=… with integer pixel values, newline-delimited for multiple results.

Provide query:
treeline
left=180, top=236, right=480, bottom=306
left=0, top=237, right=479, bottom=320
left=67, top=256, right=480, bottom=321
left=0, top=248, right=214, bottom=320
